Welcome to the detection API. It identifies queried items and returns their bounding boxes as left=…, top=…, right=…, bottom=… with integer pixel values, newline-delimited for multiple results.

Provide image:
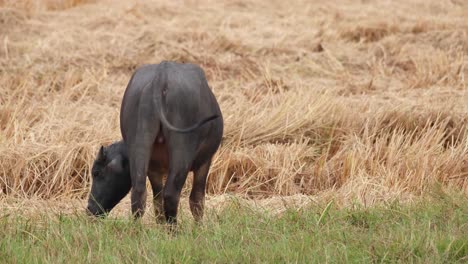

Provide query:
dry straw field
left=0, top=0, right=467, bottom=207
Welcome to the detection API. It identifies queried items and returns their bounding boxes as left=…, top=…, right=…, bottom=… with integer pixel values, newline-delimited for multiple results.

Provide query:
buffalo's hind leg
left=190, top=159, right=212, bottom=222
left=128, top=110, right=159, bottom=218
left=129, top=141, right=153, bottom=219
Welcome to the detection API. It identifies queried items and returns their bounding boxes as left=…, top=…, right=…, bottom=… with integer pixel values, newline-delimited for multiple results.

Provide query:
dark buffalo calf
left=87, top=61, right=223, bottom=223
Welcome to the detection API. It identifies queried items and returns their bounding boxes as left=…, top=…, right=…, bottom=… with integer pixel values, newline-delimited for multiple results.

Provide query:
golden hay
left=0, top=0, right=467, bottom=207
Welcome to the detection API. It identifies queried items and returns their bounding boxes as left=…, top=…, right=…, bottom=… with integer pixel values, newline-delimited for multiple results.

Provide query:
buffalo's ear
left=97, top=146, right=106, bottom=162
left=107, top=155, right=124, bottom=174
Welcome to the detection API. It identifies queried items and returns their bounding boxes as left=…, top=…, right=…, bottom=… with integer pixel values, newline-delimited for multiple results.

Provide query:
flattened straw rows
left=0, top=0, right=467, bottom=203
left=0, top=145, right=92, bottom=198
left=209, top=139, right=319, bottom=197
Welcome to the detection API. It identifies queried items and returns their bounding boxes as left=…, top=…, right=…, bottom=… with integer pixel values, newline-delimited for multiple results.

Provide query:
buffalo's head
left=87, top=141, right=131, bottom=217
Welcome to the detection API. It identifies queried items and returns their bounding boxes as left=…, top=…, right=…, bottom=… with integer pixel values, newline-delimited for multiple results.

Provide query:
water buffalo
left=87, top=61, right=223, bottom=224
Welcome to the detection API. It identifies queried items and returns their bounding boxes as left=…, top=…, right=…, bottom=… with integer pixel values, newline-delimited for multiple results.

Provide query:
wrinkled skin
left=87, top=61, right=223, bottom=224
left=87, top=141, right=131, bottom=216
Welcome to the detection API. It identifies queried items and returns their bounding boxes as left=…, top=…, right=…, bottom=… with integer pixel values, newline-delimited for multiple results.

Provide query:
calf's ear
left=97, top=146, right=106, bottom=162
left=107, top=155, right=124, bottom=174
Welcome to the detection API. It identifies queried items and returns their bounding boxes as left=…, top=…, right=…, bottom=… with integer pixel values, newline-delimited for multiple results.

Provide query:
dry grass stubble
left=0, top=0, right=467, bottom=209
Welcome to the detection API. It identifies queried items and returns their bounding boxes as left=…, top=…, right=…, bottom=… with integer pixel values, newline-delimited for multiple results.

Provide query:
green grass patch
left=0, top=195, right=467, bottom=263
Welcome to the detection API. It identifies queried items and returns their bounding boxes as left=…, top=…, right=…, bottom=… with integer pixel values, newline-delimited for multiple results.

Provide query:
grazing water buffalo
left=87, top=61, right=223, bottom=224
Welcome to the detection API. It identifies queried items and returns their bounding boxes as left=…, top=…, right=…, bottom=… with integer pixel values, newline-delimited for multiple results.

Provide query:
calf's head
left=87, top=142, right=131, bottom=217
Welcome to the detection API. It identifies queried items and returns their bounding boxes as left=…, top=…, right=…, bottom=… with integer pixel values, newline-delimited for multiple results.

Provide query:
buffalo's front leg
left=163, top=166, right=190, bottom=224
left=163, top=137, right=195, bottom=224
left=148, top=162, right=165, bottom=223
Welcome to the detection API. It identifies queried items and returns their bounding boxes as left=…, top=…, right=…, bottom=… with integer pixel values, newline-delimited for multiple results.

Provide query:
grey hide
left=87, top=61, right=223, bottom=224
